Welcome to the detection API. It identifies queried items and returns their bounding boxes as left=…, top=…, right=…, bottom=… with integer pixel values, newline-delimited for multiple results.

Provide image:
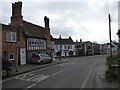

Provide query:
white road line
left=25, top=62, right=70, bottom=74
left=24, top=83, right=36, bottom=90
left=2, top=63, right=62, bottom=82
left=27, top=74, right=50, bottom=82
left=24, top=68, right=69, bottom=89
left=36, top=75, right=50, bottom=83
left=2, top=72, right=33, bottom=82
left=26, top=74, right=41, bottom=81
left=16, top=73, right=34, bottom=80
left=51, top=68, right=68, bottom=76
left=81, top=61, right=98, bottom=88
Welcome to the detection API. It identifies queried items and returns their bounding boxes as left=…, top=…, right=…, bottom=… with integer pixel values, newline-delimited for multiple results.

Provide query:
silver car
left=30, top=54, right=52, bottom=64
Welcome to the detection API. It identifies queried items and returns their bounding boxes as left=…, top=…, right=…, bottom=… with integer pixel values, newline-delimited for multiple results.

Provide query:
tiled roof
left=2, top=21, right=47, bottom=39
left=22, top=20, right=46, bottom=39
left=2, top=24, right=15, bottom=31
left=54, top=37, right=74, bottom=45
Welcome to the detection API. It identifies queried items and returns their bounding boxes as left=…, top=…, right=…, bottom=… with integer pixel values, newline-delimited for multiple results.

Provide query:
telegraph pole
left=108, top=14, right=112, bottom=58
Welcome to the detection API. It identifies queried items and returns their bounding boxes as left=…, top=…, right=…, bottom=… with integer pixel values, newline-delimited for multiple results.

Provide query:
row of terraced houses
left=1, top=2, right=118, bottom=65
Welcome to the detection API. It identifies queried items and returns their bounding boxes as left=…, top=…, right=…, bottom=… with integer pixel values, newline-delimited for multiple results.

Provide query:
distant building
left=54, top=36, right=75, bottom=57
left=74, top=39, right=85, bottom=56
left=84, top=41, right=94, bottom=56
left=93, top=43, right=101, bottom=55
left=99, top=42, right=118, bottom=55
left=111, top=42, right=118, bottom=54
left=100, top=43, right=110, bottom=55
left=74, top=40, right=94, bottom=56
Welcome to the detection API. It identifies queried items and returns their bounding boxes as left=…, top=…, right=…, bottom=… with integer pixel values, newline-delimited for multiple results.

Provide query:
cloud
left=1, top=0, right=119, bottom=44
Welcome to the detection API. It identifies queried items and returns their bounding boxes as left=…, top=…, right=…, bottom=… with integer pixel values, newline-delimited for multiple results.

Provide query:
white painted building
left=54, top=36, right=75, bottom=57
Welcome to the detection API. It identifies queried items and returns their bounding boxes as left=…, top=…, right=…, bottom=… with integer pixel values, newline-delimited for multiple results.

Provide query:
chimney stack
left=44, top=16, right=49, bottom=29
left=10, top=1, right=23, bottom=27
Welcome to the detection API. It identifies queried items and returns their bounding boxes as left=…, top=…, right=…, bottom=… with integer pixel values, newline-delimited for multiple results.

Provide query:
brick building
left=1, top=2, right=54, bottom=65
left=74, top=39, right=85, bottom=56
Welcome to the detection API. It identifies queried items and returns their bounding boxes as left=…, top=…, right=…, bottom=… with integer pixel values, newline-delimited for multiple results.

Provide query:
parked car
left=30, top=54, right=52, bottom=64
left=2, top=58, right=13, bottom=78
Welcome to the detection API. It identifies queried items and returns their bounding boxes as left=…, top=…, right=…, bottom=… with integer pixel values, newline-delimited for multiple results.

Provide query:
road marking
left=36, top=75, right=49, bottom=83
left=51, top=68, right=68, bottom=76
left=2, top=59, right=75, bottom=82
left=2, top=72, right=34, bottom=82
left=2, top=63, right=63, bottom=82
left=15, top=73, right=34, bottom=80
left=24, top=83, right=36, bottom=90
left=24, top=68, right=69, bottom=89
left=26, top=74, right=41, bottom=82
left=81, top=61, right=98, bottom=88
left=15, top=73, right=50, bottom=82
left=27, top=74, right=49, bottom=82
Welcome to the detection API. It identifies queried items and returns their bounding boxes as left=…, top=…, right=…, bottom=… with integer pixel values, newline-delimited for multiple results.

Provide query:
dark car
left=2, top=58, right=13, bottom=77
left=30, top=54, right=52, bottom=64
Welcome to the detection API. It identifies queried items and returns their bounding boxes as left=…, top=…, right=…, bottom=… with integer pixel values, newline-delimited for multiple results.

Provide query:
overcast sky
left=1, top=0, right=119, bottom=44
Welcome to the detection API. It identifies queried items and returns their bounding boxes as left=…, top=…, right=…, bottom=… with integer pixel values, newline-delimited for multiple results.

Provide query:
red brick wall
left=2, top=29, right=17, bottom=64
left=44, top=28, right=51, bottom=55
left=19, top=32, right=26, bottom=48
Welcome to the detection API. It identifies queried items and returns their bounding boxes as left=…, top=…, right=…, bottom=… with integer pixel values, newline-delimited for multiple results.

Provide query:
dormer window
left=7, top=32, right=16, bottom=42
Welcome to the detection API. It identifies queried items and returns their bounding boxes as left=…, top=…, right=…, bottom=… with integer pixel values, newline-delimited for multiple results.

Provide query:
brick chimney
left=44, top=16, right=51, bottom=55
left=44, top=16, right=49, bottom=28
left=10, top=1, right=23, bottom=27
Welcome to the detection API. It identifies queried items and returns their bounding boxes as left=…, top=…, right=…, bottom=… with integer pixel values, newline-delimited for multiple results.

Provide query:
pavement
left=2, top=56, right=119, bottom=88
left=95, top=58, right=119, bottom=88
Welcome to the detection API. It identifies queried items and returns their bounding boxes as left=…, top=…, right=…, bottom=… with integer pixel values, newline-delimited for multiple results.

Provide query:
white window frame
left=7, top=32, right=16, bottom=42
left=8, top=53, right=14, bottom=61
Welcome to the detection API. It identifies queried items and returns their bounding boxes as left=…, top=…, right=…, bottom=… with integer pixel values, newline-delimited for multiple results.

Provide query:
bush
left=106, top=54, right=119, bottom=66
left=105, top=69, right=113, bottom=83
left=105, top=54, right=120, bottom=83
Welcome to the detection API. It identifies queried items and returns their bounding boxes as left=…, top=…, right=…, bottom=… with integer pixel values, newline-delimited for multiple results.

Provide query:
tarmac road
left=2, top=55, right=107, bottom=89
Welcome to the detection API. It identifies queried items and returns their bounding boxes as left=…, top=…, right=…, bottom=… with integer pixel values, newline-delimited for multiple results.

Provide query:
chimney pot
left=11, top=1, right=23, bottom=27
left=44, top=16, right=49, bottom=28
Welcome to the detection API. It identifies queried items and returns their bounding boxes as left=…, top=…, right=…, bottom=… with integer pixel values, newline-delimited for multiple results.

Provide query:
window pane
left=32, top=41, right=34, bottom=45
left=7, top=32, right=11, bottom=41
left=12, top=32, right=16, bottom=41
left=9, top=53, right=14, bottom=60
left=10, top=54, right=13, bottom=59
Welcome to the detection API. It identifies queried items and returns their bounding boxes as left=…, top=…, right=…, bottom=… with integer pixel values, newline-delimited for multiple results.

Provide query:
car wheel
left=2, top=69, right=8, bottom=77
left=40, top=61, right=43, bottom=65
